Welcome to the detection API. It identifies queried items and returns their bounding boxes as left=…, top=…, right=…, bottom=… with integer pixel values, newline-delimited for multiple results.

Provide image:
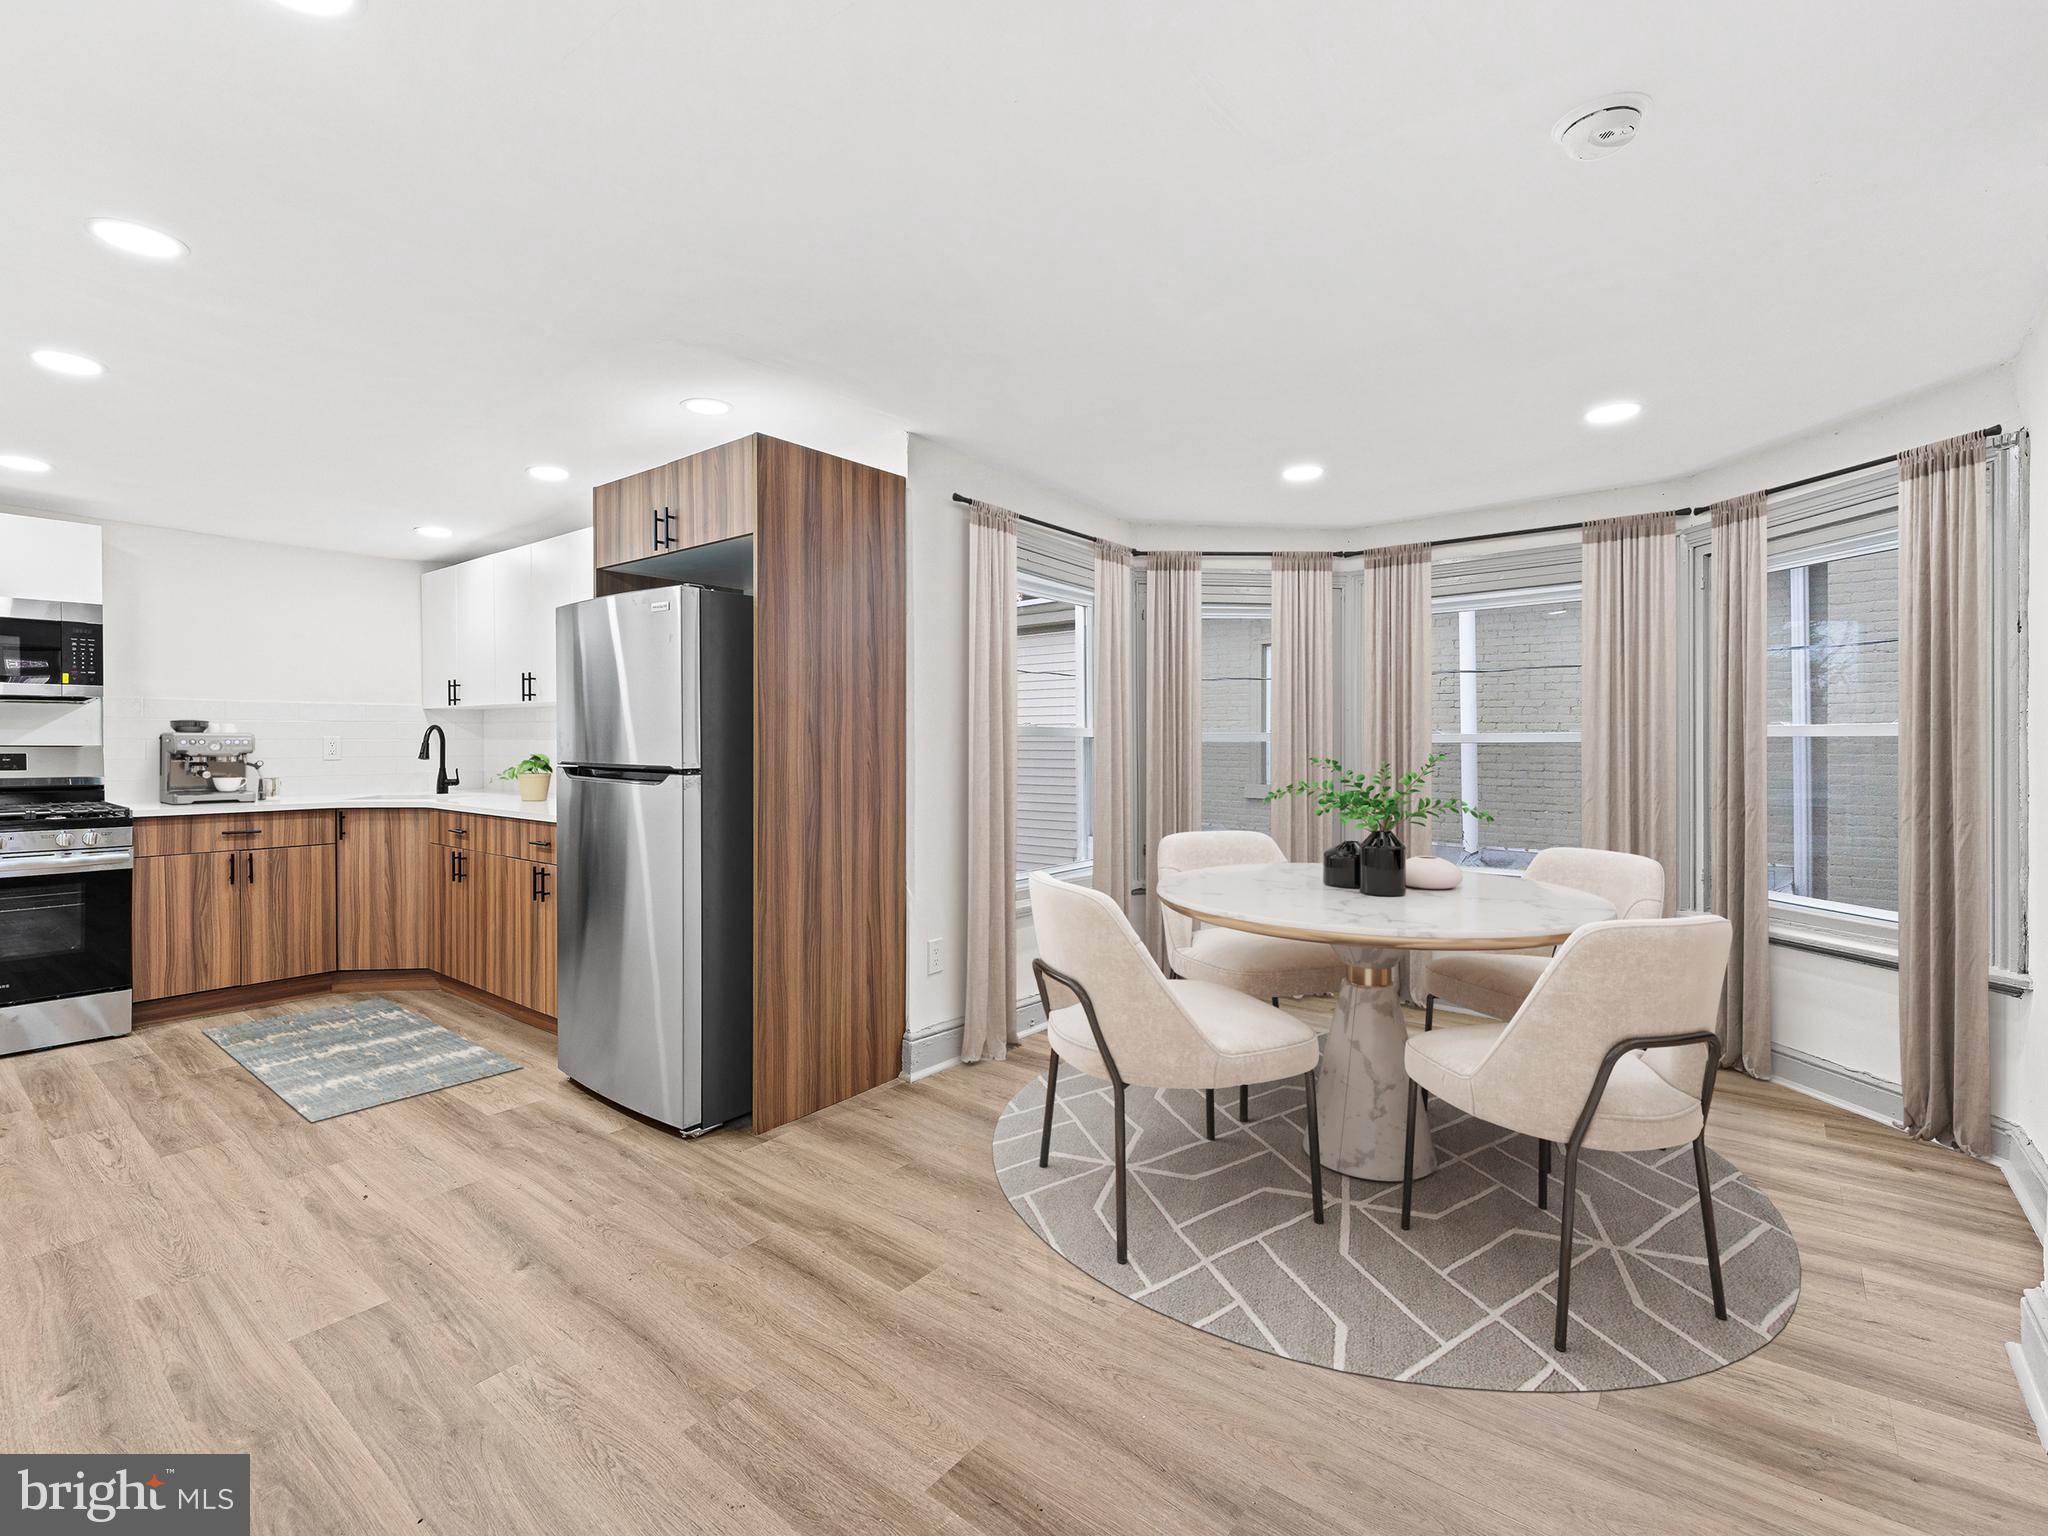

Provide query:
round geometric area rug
left=994, top=1066, right=1800, bottom=1392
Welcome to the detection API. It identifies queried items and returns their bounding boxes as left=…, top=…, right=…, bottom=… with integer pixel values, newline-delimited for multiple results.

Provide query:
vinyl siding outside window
left=1200, top=563, right=1273, bottom=833
left=1015, top=560, right=1094, bottom=890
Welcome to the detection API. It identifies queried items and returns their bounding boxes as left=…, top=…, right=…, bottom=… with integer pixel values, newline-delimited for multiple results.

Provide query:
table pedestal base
left=1314, top=945, right=1436, bottom=1183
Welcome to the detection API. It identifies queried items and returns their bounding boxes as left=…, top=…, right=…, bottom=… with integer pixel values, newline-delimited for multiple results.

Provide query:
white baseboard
left=1770, top=1044, right=2047, bottom=1243
left=901, top=995, right=1046, bottom=1080
left=2015, top=1289, right=2048, bottom=1453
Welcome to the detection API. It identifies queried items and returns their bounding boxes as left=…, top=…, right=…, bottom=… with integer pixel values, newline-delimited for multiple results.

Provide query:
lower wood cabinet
left=137, top=807, right=554, bottom=1021
left=133, top=844, right=335, bottom=1001
left=337, top=808, right=437, bottom=971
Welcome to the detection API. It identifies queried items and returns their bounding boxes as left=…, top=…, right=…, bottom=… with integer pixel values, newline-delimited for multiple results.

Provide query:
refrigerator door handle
left=561, top=763, right=696, bottom=784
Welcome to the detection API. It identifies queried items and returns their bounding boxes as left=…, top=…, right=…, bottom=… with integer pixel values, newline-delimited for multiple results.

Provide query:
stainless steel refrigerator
left=556, top=585, right=753, bottom=1131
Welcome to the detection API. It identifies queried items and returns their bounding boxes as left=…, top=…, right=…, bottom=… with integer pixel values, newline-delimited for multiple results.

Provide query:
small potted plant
left=1266, top=753, right=1491, bottom=897
left=498, top=752, right=554, bottom=803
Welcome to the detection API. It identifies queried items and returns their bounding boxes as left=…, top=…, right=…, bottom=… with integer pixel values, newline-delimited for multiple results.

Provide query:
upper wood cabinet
left=421, top=527, right=593, bottom=709
left=592, top=439, right=754, bottom=565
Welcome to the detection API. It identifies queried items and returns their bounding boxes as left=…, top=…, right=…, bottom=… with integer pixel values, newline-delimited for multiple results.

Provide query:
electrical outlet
left=925, top=938, right=944, bottom=975
left=322, top=736, right=342, bottom=760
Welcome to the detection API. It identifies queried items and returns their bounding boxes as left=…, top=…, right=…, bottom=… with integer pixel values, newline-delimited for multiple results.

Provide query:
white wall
left=903, top=436, right=1134, bottom=1065
left=0, top=508, right=557, bottom=806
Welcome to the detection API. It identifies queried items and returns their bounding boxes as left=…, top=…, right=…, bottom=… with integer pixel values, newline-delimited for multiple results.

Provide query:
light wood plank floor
left=3, top=988, right=2045, bottom=1534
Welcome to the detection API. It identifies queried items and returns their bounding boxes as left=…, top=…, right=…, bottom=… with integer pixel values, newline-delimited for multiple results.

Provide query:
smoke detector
left=1552, top=93, right=1650, bottom=161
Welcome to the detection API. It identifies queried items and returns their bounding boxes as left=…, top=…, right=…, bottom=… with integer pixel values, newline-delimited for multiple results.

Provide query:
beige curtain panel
left=1581, top=511, right=1680, bottom=912
left=1359, top=543, right=1433, bottom=784
left=1092, top=541, right=1136, bottom=921
left=963, top=501, right=1020, bottom=1064
left=1144, top=550, right=1204, bottom=960
left=1898, top=434, right=1991, bottom=1154
left=1709, top=492, right=1771, bottom=1076
left=1360, top=543, right=1435, bottom=1001
left=1269, top=552, right=1336, bottom=859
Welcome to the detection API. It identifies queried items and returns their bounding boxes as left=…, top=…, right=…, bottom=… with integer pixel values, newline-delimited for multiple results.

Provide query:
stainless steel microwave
left=0, top=599, right=103, bottom=699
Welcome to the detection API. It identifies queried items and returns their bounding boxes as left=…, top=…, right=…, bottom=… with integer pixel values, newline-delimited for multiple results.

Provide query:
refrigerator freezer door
left=556, top=587, right=699, bottom=770
left=556, top=766, right=702, bottom=1128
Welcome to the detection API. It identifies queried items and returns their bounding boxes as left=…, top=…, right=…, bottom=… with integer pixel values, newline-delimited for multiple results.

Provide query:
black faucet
left=418, top=724, right=460, bottom=795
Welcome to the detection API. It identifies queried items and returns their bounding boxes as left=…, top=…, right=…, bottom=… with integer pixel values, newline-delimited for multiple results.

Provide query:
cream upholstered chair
left=1155, top=829, right=1343, bottom=1133
left=1401, top=914, right=1732, bottom=1352
left=1424, top=846, right=1665, bottom=1028
left=1028, top=873, right=1326, bottom=1264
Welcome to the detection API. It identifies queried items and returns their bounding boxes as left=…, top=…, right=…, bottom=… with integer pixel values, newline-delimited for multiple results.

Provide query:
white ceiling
left=3, top=1, right=2046, bottom=557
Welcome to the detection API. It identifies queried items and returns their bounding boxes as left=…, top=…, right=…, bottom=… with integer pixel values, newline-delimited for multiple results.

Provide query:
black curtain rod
left=953, top=422, right=2005, bottom=558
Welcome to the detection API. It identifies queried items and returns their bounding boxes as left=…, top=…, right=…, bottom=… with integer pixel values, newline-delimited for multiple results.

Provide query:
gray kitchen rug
left=204, top=997, right=520, bottom=1122
left=995, top=1067, right=1800, bottom=1392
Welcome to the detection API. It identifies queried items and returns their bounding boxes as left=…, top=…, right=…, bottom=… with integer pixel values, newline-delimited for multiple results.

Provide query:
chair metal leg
left=1205, top=1088, right=1215, bottom=1140
left=1693, top=1135, right=1728, bottom=1320
left=1239, top=1083, right=1250, bottom=1122
left=1537, top=1138, right=1550, bottom=1209
left=1039, top=1051, right=1060, bottom=1168
left=1553, top=1140, right=1583, bottom=1351
left=1420, top=995, right=1434, bottom=1109
left=1400, top=1079, right=1420, bottom=1229
left=1302, top=1070, right=1325, bottom=1223
left=1113, top=1082, right=1129, bottom=1265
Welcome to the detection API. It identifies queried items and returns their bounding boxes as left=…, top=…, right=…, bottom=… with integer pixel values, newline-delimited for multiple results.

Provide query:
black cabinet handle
left=652, top=505, right=663, bottom=551
left=337, top=810, right=346, bottom=840
left=448, top=826, right=467, bottom=838
left=531, top=864, right=540, bottom=902
left=537, top=867, right=550, bottom=904
left=662, top=507, right=677, bottom=548
left=452, top=679, right=461, bottom=705
left=527, top=838, right=550, bottom=849
left=228, top=851, right=236, bottom=886
left=246, top=851, right=255, bottom=885
left=220, top=828, right=259, bottom=837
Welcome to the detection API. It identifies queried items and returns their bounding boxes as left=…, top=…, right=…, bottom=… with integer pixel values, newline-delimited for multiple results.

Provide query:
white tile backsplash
left=102, top=696, right=557, bottom=809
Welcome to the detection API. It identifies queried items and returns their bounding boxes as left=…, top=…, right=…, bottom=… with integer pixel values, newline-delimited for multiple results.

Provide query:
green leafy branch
left=1264, top=752, right=1493, bottom=835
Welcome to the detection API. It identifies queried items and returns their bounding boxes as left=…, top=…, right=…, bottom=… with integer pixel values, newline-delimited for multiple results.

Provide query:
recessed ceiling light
left=681, top=398, right=730, bottom=415
left=414, top=525, right=452, bottom=539
left=0, top=454, right=52, bottom=474
left=31, top=349, right=105, bottom=378
left=87, top=218, right=187, bottom=261
left=1280, top=463, right=1324, bottom=484
left=1584, top=401, right=1642, bottom=426
left=527, top=465, right=570, bottom=482
left=272, top=0, right=358, bottom=15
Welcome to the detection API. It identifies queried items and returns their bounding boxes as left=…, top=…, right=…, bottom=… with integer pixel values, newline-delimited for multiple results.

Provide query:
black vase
left=1322, top=840, right=1360, bottom=888
left=1359, top=828, right=1407, bottom=897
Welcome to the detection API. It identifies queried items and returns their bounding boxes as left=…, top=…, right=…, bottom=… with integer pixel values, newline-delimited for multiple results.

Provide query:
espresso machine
left=160, top=729, right=261, bottom=804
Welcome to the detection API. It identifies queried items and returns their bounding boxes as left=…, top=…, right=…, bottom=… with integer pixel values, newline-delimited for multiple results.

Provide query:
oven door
left=0, top=851, right=132, bottom=1009
left=0, top=600, right=105, bottom=699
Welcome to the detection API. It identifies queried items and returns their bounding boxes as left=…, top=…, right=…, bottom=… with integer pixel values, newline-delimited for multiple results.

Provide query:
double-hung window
left=1429, top=547, right=1584, bottom=868
left=1683, top=434, right=2027, bottom=983
left=1765, top=533, right=1900, bottom=918
left=1014, top=532, right=1096, bottom=891
left=1200, top=562, right=1274, bottom=832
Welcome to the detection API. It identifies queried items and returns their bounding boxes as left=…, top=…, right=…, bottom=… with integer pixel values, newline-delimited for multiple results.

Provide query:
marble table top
left=1156, top=862, right=1615, bottom=950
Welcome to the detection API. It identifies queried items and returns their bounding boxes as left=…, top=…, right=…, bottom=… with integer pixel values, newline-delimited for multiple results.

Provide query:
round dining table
left=1156, top=863, right=1615, bottom=1183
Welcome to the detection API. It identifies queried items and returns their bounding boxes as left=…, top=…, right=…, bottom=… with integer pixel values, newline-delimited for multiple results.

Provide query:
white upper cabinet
left=0, top=511, right=101, bottom=603
left=421, top=527, right=592, bottom=709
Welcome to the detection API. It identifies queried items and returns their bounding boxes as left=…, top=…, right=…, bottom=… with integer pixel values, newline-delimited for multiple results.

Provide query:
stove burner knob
left=53, top=831, right=74, bottom=848
left=81, top=830, right=101, bottom=847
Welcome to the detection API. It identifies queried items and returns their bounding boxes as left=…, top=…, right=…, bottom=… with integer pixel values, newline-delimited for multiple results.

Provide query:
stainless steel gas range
left=0, top=773, right=133, bottom=1056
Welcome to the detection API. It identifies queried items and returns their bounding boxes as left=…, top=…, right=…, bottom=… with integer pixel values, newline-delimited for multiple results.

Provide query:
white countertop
left=129, top=791, right=556, bottom=823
